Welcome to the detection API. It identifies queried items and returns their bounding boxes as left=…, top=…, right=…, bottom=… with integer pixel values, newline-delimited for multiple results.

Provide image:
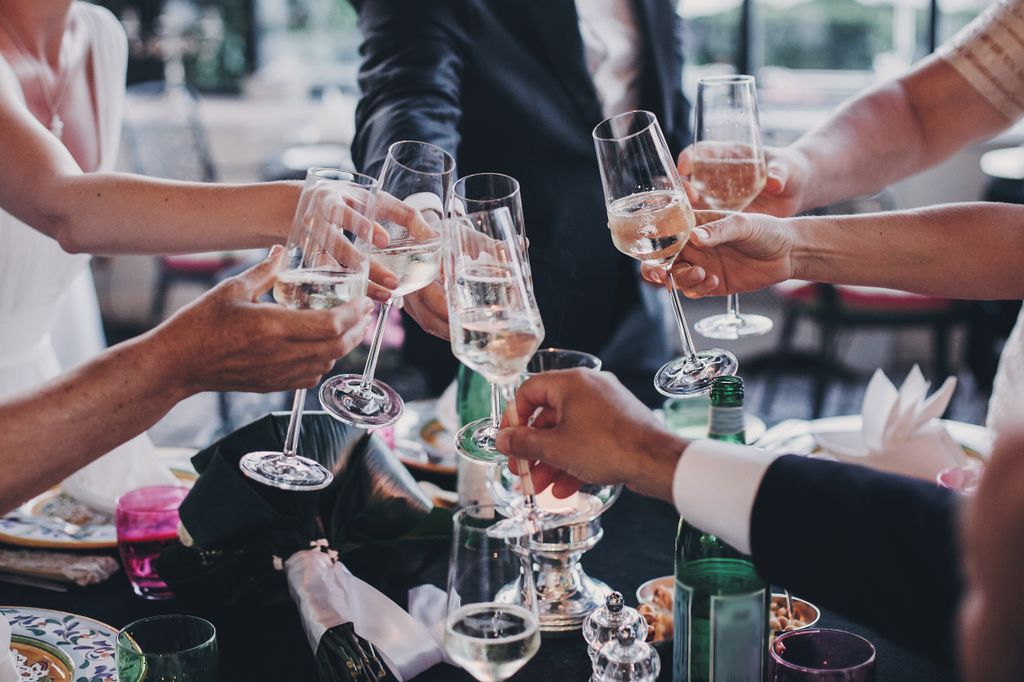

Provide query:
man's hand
left=677, top=145, right=810, bottom=218
left=401, top=282, right=450, bottom=339
left=495, top=369, right=688, bottom=503
left=158, top=246, right=374, bottom=394
left=642, top=211, right=798, bottom=299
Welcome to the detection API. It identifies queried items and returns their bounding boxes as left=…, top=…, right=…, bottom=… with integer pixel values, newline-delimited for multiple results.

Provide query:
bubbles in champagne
left=607, top=190, right=694, bottom=266
left=273, top=269, right=367, bottom=310
left=370, top=238, right=443, bottom=296
left=691, top=142, right=767, bottom=211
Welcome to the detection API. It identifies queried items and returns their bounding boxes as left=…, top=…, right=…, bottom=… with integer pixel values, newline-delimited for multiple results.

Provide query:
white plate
left=811, top=429, right=868, bottom=457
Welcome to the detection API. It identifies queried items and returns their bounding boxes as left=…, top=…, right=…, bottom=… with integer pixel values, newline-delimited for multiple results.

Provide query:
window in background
left=938, top=0, right=990, bottom=43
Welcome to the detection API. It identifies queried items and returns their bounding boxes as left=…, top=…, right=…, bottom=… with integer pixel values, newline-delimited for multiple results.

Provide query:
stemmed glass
left=691, top=75, right=774, bottom=339
left=451, top=173, right=529, bottom=463
left=593, top=110, right=738, bottom=397
left=240, top=167, right=376, bottom=491
left=319, top=140, right=455, bottom=428
left=443, top=208, right=545, bottom=513
left=444, top=504, right=541, bottom=682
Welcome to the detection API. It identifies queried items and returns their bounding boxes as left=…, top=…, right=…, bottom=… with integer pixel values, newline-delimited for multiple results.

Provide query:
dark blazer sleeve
left=350, top=0, right=468, bottom=177
left=750, top=455, right=963, bottom=664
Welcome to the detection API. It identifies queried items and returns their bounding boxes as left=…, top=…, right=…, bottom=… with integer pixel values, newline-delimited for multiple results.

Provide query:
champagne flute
left=319, top=140, right=455, bottom=428
left=444, top=504, right=541, bottom=682
left=240, top=167, right=376, bottom=491
left=452, top=173, right=529, bottom=463
left=691, top=75, right=774, bottom=339
left=443, top=208, right=544, bottom=515
left=593, top=110, right=738, bottom=397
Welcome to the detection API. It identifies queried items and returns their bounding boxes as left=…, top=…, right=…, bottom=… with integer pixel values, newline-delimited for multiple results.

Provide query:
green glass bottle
left=455, top=363, right=492, bottom=506
left=672, top=376, right=768, bottom=682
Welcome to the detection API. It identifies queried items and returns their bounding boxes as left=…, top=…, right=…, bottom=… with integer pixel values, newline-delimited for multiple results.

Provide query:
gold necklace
left=0, top=6, right=74, bottom=139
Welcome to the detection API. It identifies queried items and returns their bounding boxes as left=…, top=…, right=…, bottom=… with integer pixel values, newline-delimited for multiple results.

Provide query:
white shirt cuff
left=671, top=440, right=782, bottom=554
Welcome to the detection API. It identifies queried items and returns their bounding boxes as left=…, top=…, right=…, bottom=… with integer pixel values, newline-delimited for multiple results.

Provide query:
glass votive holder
left=115, top=485, right=189, bottom=600
left=770, top=628, right=876, bottom=681
left=936, top=465, right=982, bottom=495
left=116, top=614, right=218, bottom=682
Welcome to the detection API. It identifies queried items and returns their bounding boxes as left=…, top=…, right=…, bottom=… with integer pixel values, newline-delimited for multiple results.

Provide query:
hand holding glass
left=593, top=110, right=737, bottom=397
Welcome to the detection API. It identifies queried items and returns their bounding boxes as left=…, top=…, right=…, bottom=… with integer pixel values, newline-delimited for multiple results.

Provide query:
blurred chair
left=756, top=191, right=965, bottom=418
left=122, top=80, right=238, bottom=428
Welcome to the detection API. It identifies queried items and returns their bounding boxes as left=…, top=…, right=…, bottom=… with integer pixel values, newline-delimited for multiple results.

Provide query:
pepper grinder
left=582, top=592, right=647, bottom=663
left=591, top=626, right=661, bottom=682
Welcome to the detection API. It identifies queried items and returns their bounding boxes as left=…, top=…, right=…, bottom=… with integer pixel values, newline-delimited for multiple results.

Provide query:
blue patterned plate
left=3, top=606, right=117, bottom=681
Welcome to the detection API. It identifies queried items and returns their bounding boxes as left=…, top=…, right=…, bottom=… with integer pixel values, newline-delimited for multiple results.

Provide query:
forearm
left=0, top=331, right=188, bottom=512
left=791, top=202, right=1024, bottom=299
left=47, top=175, right=299, bottom=255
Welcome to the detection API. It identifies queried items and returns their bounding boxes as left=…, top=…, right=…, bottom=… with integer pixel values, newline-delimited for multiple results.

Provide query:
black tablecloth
left=0, top=490, right=957, bottom=681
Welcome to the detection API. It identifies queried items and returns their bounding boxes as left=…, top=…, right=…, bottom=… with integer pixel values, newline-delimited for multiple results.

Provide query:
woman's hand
left=641, top=211, right=798, bottom=298
left=157, top=246, right=374, bottom=394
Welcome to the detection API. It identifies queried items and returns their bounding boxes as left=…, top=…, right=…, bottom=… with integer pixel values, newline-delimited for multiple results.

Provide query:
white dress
left=0, top=3, right=164, bottom=511
left=937, top=0, right=1024, bottom=434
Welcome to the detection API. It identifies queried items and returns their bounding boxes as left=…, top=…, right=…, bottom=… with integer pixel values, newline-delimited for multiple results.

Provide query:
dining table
left=0, top=414, right=967, bottom=681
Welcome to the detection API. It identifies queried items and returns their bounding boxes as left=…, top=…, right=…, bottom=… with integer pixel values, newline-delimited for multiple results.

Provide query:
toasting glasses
left=593, top=110, right=737, bottom=397
left=451, top=173, right=530, bottom=463
left=319, top=141, right=455, bottom=428
left=239, top=167, right=376, bottom=491
left=444, top=505, right=541, bottom=682
left=691, top=75, right=774, bottom=339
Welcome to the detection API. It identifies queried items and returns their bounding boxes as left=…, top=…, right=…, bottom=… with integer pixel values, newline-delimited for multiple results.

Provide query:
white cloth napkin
left=60, top=433, right=177, bottom=514
left=0, top=616, right=18, bottom=682
left=285, top=549, right=447, bottom=681
left=834, top=365, right=965, bottom=480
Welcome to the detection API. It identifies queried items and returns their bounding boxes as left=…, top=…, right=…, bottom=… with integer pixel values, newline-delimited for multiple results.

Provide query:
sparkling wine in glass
left=691, top=75, right=774, bottom=340
left=593, top=110, right=737, bottom=397
left=239, top=167, right=375, bottom=491
left=451, top=173, right=530, bottom=463
left=444, top=208, right=543, bottom=462
left=444, top=504, right=541, bottom=682
left=319, top=141, right=455, bottom=428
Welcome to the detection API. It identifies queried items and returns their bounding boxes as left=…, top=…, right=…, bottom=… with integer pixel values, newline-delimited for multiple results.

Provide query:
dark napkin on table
left=157, top=412, right=452, bottom=682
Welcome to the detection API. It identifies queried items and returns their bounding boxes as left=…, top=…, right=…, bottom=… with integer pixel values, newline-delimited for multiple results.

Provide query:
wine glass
left=319, top=140, right=455, bottom=428
left=691, top=75, right=774, bottom=340
left=592, top=110, right=738, bottom=397
left=239, top=167, right=376, bottom=491
left=444, top=504, right=541, bottom=682
left=451, top=173, right=529, bottom=463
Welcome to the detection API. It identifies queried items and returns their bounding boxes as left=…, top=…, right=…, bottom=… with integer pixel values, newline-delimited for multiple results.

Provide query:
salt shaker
left=592, top=626, right=661, bottom=682
left=583, top=592, right=647, bottom=662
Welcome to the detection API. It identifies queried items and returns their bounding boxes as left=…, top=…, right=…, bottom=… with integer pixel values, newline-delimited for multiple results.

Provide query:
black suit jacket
left=351, top=0, right=691, bottom=391
left=752, top=455, right=964, bottom=665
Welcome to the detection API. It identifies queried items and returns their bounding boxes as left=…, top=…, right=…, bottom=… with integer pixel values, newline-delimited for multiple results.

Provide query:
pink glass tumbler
left=116, top=485, right=189, bottom=600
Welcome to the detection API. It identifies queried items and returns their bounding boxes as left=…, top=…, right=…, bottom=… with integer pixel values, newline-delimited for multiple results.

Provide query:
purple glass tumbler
left=770, top=628, right=876, bottom=681
left=116, top=485, right=189, bottom=600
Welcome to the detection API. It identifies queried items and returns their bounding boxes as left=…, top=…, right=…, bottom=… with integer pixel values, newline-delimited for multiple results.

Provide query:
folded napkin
left=828, top=365, right=965, bottom=480
left=0, top=616, right=16, bottom=682
left=61, top=432, right=176, bottom=514
left=0, top=548, right=119, bottom=587
left=157, top=412, right=450, bottom=682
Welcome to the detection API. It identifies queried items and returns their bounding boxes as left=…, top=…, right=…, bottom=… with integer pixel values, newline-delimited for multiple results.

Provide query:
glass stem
left=359, top=298, right=395, bottom=391
left=499, top=381, right=538, bottom=510
left=488, top=381, right=502, bottom=431
left=727, top=293, right=742, bottom=321
left=664, top=268, right=703, bottom=367
left=283, top=389, right=306, bottom=458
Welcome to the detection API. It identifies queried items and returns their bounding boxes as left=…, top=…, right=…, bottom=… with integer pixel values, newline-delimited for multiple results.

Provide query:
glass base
left=130, top=582, right=174, bottom=600
left=318, top=374, right=404, bottom=428
left=694, top=312, right=774, bottom=340
left=239, top=451, right=334, bottom=491
left=456, top=418, right=505, bottom=463
left=654, top=349, right=738, bottom=398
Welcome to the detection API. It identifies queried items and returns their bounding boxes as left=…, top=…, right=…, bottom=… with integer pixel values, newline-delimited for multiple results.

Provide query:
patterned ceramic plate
left=0, top=449, right=197, bottom=551
left=3, top=606, right=117, bottom=681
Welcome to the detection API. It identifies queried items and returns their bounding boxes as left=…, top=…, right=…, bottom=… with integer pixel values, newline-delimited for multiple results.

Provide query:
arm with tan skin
left=644, top=203, right=1024, bottom=302
left=678, top=56, right=1013, bottom=218
left=0, top=247, right=374, bottom=513
left=0, top=59, right=299, bottom=255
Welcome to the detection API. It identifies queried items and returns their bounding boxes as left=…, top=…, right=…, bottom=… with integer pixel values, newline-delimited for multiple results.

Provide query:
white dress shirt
left=672, top=440, right=782, bottom=554
left=575, top=0, right=644, bottom=118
